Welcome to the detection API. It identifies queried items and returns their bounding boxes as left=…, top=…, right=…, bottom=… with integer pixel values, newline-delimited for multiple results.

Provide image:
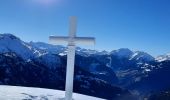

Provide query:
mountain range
left=0, top=33, right=170, bottom=100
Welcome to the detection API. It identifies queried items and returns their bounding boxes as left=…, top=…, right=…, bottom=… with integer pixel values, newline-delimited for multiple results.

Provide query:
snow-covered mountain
left=30, top=41, right=66, bottom=54
left=156, top=53, right=170, bottom=62
left=0, top=33, right=170, bottom=99
left=110, top=48, right=154, bottom=62
left=0, top=34, right=44, bottom=60
left=110, top=48, right=134, bottom=58
left=0, top=33, right=168, bottom=63
left=30, top=42, right=109, bottom=57
left=130, top=51, right=155, bottom=62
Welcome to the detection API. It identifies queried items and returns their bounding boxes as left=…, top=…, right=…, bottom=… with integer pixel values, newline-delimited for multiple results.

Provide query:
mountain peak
left=117, top=48, right=132, bottom=52
left=130, top=51, right=155, bottom=62
left=0, top=33, right=20, bottom=40
left=110, top=48, right=133, bottom=58
left=0, top=33, right=41, bottom=59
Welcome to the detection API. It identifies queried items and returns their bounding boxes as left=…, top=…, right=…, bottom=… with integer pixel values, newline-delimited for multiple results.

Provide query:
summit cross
left=49, top=16, right=95, bottom=100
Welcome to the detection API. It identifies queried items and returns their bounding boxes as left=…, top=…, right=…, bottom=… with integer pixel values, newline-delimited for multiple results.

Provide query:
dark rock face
left=0, top=52, right=62, bottom=88
left=129, top=60, right=170, bottom=93
left=0, top=52, right=134, bottom=100
left=148, top=90, right=170, bottom=100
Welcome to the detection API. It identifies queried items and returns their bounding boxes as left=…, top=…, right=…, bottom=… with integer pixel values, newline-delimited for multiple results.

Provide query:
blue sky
left=0, top=0, right=170, bottom=56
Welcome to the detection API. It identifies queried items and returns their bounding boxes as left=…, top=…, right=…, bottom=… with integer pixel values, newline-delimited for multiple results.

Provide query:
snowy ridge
left=0, top=33, right=169, bottom=63
left=30, top=41, right=66, bottom=54
left=110, top=48, right=154, bottom=62
left=31, top=42, right=155, bottom=62
left=0, top=85, right=105, bottom=100
left=130, top=51, right=155, bottom=62
left=0, top=34, right=44, bottom=60
left=156, top=53, right=170, bottom=62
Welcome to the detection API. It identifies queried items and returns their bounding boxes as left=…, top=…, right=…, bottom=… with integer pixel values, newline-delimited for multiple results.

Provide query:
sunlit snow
left=0, top=85, right=104, bottom=100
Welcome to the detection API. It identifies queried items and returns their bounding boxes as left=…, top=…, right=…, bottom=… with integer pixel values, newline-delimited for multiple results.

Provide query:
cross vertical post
left=49, top=16, right=95, bottom=100
left=65, top=16, right=77, bottom=100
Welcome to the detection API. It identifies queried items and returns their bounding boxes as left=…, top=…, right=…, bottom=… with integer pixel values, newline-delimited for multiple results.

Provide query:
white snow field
left=0, top=85, right=105, bottom=100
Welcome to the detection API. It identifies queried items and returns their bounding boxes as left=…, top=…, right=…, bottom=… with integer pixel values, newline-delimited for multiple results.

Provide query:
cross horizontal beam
left=49, top=36, right=95, bottom=45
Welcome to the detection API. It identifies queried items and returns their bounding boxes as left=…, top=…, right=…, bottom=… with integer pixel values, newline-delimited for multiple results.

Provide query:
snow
left=130, top=51, right=154, bottom=62
left=156, top=53, right=170, bottom=62
left=110, top=49, right=155, bottom=62
left=30, top=42, right=66, bottom=54
left=145, top=69, right=151, bottom=72
left=1, top=33, right=170, bottom=70
left=0, top=34, right=42, bottom=60
left=59, top=53, right=66, bottom=56
left=0, top=33, right=156, bottom=62
left=0, top=85, right=105, bottom=100
left=130, top=52, right=139, bottom=60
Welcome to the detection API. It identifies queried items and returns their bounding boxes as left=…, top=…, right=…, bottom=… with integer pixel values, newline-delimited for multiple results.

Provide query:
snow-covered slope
left=30, top=41, right=66, bottom=54
left=110, top=48, right=154, bottom=62
left=1, top=33, right=168, bottom=64
left=130, top=51, right=155, bottom=62
left=0, top=34, right=43, bottom=60
left=0, top=85, right=105, bottom=100
left=30, top=42, right=108, bottom=57
left=156, top=53, right=170, bottom=62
